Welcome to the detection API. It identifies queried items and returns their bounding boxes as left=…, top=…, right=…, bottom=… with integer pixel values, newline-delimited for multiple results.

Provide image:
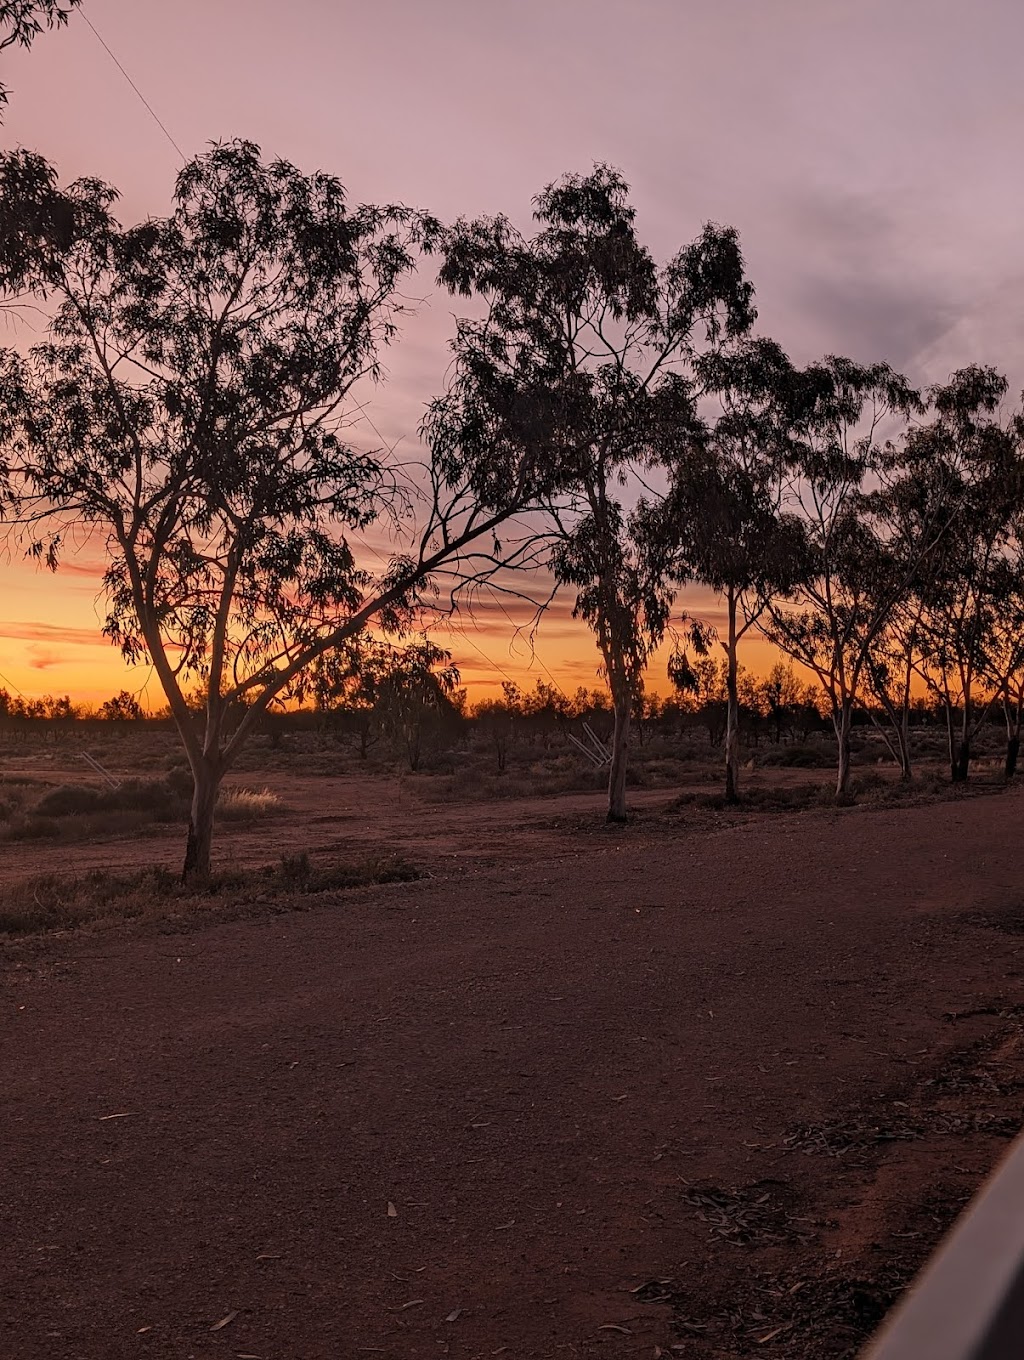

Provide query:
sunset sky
left=3, top=0, right=1024, bottom=704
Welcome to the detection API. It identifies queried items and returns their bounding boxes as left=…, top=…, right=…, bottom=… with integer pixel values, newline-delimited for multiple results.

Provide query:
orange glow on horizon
left=0, top=553, right=787, bottom=711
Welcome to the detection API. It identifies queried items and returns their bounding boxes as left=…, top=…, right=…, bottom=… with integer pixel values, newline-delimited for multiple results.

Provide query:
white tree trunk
left=834, top=698, right=853, bottom=801
left=606, top=685, right=632, bottom=822
left=183, top=760, right=220, bottom=883
left=724, top=592, right=740, bottom=803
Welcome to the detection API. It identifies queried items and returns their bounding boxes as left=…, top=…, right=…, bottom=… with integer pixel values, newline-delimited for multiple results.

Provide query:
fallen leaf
left=136, top=1326, right=152, bottom=1334
left=387, top=1201, right=398, bottom=1218
left=445, top=1307, right=463, bottom=1322
left=210, top=1311, right=239, bottom=1332
left=397, top=1299, right=424, bottom=1311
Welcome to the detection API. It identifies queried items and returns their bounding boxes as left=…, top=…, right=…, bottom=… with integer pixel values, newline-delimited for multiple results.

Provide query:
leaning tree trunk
left=724, top=592, right=740, bottom=805
left=183, top=759, right=221, bottom=884
left=606, top=677, right=632, bottom=823
left=874, top=685, right=912, bottom=782
left=834, top=697, right=854, bottom=801
left=897, top=707, right=912, bottom=782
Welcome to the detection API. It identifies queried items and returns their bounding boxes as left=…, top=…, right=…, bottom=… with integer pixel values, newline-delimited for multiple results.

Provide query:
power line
left=483, top=584, right=575, bottom=701
left=81, top=13, right=185, bottom=163
left=0, top=667, right=27, bottom=699
left=443, top=619, right=523, bottom=691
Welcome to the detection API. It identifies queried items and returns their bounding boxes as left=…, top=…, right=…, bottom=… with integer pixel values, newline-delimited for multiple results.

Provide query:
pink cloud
left=25, top=645, right=64, bottom=670
left=0, top=620, right=107, bottom=648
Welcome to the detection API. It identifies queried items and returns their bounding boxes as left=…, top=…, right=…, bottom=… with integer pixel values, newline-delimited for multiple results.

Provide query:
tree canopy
left=0, top=141, right=592, bottom=876
left=430, top=165, right=757, bottom=818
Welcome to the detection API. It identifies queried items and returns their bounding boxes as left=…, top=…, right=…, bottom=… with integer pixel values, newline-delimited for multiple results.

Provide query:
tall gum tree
left=433, top=165, right=755, bottom=821
left=0, top=142, right=578, bottom=880
left=764, top=362, right=1018, bottom=799
left=904, top=368, right=1024, bottom=782
left=657, top=337, right=806, bottom=802
left=760, top=358, right=927, bottom=800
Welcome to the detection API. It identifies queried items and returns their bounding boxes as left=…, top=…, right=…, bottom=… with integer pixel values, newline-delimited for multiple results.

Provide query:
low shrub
left=272, top=851, right=418, bottom=892
left=4, top=773, right=281, bottom=841
left=673, top=782, right=833, bottom=814
left=33, top=783, right=106, bottom=817
left=0, top=852, right=421, bottom=937
left=33, top=776, right=190, bottom=823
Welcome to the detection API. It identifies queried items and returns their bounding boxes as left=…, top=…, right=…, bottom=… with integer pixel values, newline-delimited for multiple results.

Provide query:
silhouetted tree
left=435, top=165, right=755, bottom=820
left=981, top=557, right=1024, bottom=779
left=762, top=358, right=926, bottom=799
left=899, top=369, right=1023, bottom=782
left=373, top=639, right=460, bottom=771
left=660, top=337, right=805, bottom=800
left=864, top=594, right=926, bottom=781
left=99, top=690, right=144, bottom=721
left=1, top=142, right=581, bottom=880
left=474, top=681, right=522, bottom=771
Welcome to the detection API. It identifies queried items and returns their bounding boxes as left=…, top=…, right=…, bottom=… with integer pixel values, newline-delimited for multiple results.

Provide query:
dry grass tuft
left=218, top=787, right=280, bottom=820
left=0, top=852, right=420, bottom=939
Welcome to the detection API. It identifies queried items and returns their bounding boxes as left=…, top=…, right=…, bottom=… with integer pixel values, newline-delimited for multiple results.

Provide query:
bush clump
left=33, top=776, right=190, bottom=822
left=0, top=852, right=421, bottom=937
left=0, top=773, right=282, bottom=842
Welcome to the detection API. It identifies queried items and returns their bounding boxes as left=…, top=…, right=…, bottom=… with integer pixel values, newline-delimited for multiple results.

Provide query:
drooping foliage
left=430, top=165, right=757, bottom=818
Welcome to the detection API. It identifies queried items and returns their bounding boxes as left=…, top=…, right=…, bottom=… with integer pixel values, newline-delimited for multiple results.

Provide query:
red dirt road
left=4, top=789, right=1024, bottom=1359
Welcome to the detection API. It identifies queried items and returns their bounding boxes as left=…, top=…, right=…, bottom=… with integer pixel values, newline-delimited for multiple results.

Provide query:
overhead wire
left=80, top=12, right=185, bottom=163
left=64, top=18, right=572, bottom=708
left=0, top=667, right=27, bottom=699
left=350, top=526, right=527, bottom=691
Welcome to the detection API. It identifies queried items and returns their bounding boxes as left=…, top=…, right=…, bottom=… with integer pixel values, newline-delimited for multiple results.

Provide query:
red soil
left=4, top=780, right=1024, bottom=1358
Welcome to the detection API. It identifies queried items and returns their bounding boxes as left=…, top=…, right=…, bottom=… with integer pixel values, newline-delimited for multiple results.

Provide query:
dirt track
left=4, top=786, right=1024, bottom=1358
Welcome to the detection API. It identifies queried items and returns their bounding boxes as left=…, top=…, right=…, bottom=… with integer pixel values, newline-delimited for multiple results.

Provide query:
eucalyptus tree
left=0, top=142, right=580, bottom=880
left=912, top=524, right=1004, bottom=783
left=659, top=337, right=806, bottom=801
left=433, top=165, right=755, bottom=820
left=988, top=574, right=1024, bottom=780
left=863, top=600, right=925, bottom=781
left=978, top=557, right=1024, bottom=779
left=0, top=148, right=81, bottom=302
left=371, top=639, right=460, bottom=772
left=898, top=368, right=1022, bottom=782
left=978, top=506, right=1024, bottom=778
left=760, top=358, right=926, bottom=800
